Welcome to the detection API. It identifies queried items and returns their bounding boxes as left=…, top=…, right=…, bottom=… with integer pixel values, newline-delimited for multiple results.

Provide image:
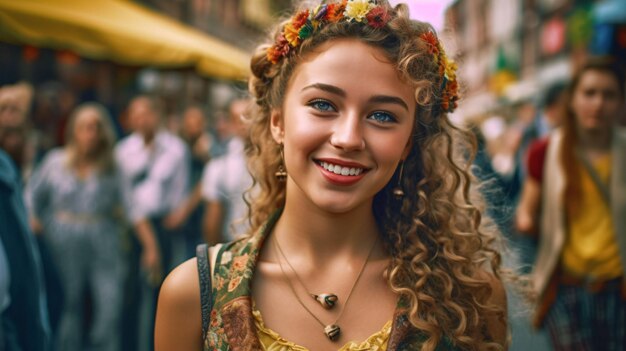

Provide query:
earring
left=392, top=161, right=405, bottom=199
left=275, top=143, right=287, bottom=181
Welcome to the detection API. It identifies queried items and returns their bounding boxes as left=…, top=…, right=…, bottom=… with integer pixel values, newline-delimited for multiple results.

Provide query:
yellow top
left=252, top=308, right=392, bottom=351
left=561, top=154, right=622, bottom=279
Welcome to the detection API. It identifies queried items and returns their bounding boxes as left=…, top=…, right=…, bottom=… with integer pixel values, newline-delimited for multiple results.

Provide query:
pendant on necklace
left=324, top=324, right=341, bottom=341
left=312, top=293, right=338, bottom=309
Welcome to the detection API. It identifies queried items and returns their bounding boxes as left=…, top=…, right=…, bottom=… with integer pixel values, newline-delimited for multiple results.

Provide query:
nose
left=329, top=113, right=365, bottom=151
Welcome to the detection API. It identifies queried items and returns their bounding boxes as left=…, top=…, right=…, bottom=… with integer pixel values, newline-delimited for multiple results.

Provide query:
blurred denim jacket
left=0, top=150, right=51, bottom=351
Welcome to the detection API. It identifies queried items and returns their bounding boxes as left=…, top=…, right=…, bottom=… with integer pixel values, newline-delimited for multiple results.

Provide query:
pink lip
left=314, top=158, right=369, bottom=186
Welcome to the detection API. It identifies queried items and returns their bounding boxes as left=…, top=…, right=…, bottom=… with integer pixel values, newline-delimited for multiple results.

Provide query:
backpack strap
left=196, top=243, right=212, bottom=342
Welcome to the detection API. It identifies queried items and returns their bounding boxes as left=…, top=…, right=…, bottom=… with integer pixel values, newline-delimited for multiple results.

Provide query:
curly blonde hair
left=245, top=1, right=506, bottom=349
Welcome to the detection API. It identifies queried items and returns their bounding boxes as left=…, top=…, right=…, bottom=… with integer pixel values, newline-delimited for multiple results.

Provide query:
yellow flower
left=284, top=23, right=300, bottom=47
left=444, top=59, right=458, bottom=80
left=344, top=0, right=375, bottom=23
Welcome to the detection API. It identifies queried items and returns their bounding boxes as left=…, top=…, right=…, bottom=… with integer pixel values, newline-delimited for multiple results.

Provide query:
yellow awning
left=0, top=0, right=250, bottom=80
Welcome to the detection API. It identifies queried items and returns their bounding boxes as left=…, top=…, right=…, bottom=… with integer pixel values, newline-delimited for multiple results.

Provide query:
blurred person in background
left=26, top=103, right=126, bottom=351
left=31, top=82, right=77, bottom=151
left=0, top=85, right=51, bottom=351
left=0, top=83, right=34, bottom=177
left=201, top=98, right=252, bottom=245
left=163, top=104, right=214, bottom=258
left=511, top=82, right=568, bottom=275
left=516, top=58, right=626, bottom=350
left=115, top=95, right=189, bottom=351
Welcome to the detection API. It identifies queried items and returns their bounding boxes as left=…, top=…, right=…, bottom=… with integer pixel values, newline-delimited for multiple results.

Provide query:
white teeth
left=319, top=161, right=364, bottom=176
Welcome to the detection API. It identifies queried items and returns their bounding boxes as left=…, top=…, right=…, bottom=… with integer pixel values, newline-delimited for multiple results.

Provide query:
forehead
left=287, top=39, right=415, bottom=103
left=577, top=69, right=621, bottom=91
left=75, top=108, right=101, bottom=124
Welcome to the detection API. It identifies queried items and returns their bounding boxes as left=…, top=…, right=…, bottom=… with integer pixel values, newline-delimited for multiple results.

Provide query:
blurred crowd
left=0, top=81, right=252, bottom=351
left=0, top=55, right=625, bottom=351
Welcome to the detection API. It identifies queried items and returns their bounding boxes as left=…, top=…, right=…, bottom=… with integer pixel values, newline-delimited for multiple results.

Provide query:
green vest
left=203, top=211, right=456, bottom=350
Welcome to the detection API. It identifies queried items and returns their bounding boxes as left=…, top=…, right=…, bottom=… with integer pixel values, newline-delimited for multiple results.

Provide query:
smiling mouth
left=314, top=160, right=369, bottom=176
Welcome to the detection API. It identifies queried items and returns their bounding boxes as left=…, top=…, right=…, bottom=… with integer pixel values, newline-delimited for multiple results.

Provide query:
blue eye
left=368, top=111, right=396, bottom=124
left=309, top=99, right=336, bottom=112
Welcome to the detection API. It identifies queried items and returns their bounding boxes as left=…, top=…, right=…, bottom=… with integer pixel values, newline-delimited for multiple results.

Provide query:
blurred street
left=1, top=0, right=625, bottom=350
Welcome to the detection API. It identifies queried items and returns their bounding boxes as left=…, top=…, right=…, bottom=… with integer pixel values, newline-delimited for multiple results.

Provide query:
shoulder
left=528, top=137, right=549, bottom=158
left=527, top=137, right=550, bottom=182
left=159, top=258, right=201, bottom=308
left=156, top=258, right=203, bottom=349
left=42, top=148, right=66, bottom=164
left=115, top=133, right=140, bottom=153
left=0, top=150, right=16, bottom=187
left=34, top=148, right=66, bottom=173
left=159, top=131, right=187, bottom=154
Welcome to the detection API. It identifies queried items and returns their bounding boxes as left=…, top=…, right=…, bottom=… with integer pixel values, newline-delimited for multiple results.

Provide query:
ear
left=270, top=108, right=284, bottom=143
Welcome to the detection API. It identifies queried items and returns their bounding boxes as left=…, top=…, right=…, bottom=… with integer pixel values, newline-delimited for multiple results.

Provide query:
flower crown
left=266, top=0, right=459, bottom=113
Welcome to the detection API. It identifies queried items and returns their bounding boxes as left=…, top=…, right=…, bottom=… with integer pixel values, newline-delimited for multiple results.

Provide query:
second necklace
left=273, top=234, right=378, bottom=341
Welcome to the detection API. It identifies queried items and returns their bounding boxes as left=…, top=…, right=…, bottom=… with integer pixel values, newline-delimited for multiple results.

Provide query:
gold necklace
left=272, top=234, right=378, bottom=342
left=274, top=237, right=338, bottom=309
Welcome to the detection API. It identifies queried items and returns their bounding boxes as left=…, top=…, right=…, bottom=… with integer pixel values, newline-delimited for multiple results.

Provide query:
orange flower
left=284, top=23, right=301, bottom=47
left=232, top=253, right=249, bottom=272
left=292, top=9, right=310, bottom=29
left=227, top=276, right=243, bottom=292
left=266, top=34, right=290, bottom=64
left=326, top=2, right=347, bottom=22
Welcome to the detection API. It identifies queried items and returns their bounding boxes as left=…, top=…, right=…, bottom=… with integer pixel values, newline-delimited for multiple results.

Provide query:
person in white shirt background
left=114, top=95, right=190, bottom=351
left=201, top=98, right=253, bottom=245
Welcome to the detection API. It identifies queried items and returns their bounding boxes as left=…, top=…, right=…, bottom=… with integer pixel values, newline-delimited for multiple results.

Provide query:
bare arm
left=515, top=177, right=541, bottom=236
left=163, top=183, right=204, bottom=230
left=134, top=219, right=162, bottom=285
left=155, top=258, right=202, bottom=351
left=203, top=201, right=223, bottom=245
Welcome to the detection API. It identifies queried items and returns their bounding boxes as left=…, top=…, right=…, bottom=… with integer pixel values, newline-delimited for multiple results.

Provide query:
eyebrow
left=301, top=83, right=346, bottom=97
left=369, top=95, right=409, bottom=112
left=302, top=83, right=410, bottom=111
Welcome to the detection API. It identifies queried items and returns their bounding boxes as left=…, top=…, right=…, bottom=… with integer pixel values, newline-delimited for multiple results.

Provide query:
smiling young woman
left=155, top=1, right=508, bottom=350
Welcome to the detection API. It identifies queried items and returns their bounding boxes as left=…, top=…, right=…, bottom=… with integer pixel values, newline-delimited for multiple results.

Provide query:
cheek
left=571, top=94, right=588, bottom=117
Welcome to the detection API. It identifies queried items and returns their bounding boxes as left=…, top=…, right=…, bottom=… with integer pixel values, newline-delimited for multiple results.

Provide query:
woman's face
left=73, top=108, right=102, bottom=155
left=271, top=39, right=416, bottom=214
left=570, top=69, right=623, bottom=133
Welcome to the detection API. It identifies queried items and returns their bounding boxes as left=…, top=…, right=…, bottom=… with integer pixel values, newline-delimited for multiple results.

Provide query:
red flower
left=420, top=31, right=440, bottom=56
left=292, top=9, right=310, bottom=29
left=366, top=6, right=390, bottom=28
left=267, top=34, right=290, bottom=64
left=325, top=2, right=347, bottom=22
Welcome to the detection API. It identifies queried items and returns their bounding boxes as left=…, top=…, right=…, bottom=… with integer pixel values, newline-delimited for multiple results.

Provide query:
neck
left=74, top=148, right=97, bottom=165
left=272, top=188, right=382, bottom=268
left=142, top=131, right=156, bottom=145
left=577, top=126, right=611, bottom=152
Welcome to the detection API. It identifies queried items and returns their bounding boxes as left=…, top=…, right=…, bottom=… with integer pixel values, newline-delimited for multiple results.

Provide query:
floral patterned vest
left=202, top=211, right=456, bottom=351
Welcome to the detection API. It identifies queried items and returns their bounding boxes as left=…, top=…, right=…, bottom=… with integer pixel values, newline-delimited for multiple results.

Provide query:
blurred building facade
left=445, top=0, right=626, bottom=122
left=0, top=0, right=296, bottom=138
